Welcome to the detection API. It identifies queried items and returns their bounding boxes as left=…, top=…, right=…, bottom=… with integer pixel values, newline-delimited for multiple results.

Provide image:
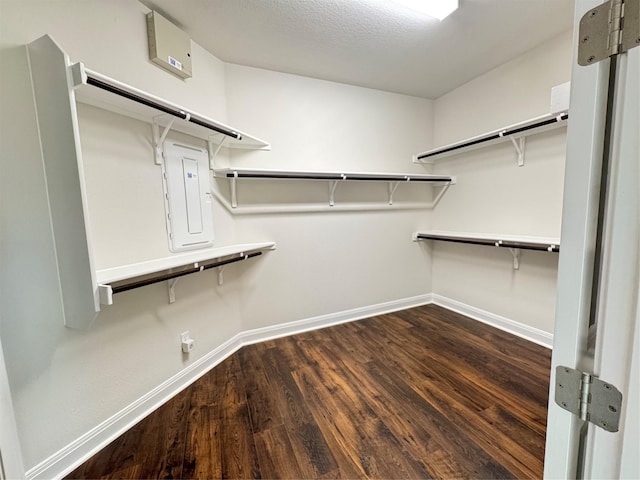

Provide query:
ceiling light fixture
left=390, top=0, right=459, bottom=20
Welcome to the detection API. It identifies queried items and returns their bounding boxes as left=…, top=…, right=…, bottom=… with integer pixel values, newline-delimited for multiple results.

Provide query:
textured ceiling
left=141, top=0, right=575, bottom=99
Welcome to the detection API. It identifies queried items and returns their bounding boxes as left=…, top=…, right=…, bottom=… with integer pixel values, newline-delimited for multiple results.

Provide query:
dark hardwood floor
left=67, top=304, right=552, bottom=479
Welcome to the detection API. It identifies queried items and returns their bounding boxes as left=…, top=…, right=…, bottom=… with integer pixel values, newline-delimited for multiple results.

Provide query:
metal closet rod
left=110, top=251, right=262, bottom=294
left=224, top=172, right=452, bottom=182
left=416, top=113, right=569, bottom=160
left=416, top=234, right=560, bottom=252
left=85, top=74, right=242, bottom=140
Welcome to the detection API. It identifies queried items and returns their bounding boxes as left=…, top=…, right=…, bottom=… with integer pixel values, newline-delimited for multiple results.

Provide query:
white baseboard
left=27, top=293, right=432, bottom=480
left=239, top=293, right=434, bottom=346
left=431, top=293, right=554, bottom=348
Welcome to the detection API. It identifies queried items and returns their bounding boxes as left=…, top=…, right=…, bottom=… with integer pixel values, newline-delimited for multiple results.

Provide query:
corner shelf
left=413, top=230, right=560, bottom=269
left=25, top=34, right=273, bottom=328
left=213, top=167, right=455, bottom=208
left=70, top=63, right=270, bottom=167
left=413, top=112, right=569, bottom=165
left=97, top=242, right=276, bottom=305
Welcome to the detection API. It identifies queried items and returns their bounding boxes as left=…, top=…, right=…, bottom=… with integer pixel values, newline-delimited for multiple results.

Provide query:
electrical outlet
left=180, top=331, right=195, bottom=353
left=182, top=338, right=195, bottom=353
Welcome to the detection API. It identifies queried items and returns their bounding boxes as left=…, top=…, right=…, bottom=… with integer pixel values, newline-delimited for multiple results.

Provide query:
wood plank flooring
left=66, top=304, right=552, bottom=479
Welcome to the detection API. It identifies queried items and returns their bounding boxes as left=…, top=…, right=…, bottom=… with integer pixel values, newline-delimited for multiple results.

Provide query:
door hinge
left=555, top=366, right=623, bottom=432
left=578, top=0, right=640, bottom=66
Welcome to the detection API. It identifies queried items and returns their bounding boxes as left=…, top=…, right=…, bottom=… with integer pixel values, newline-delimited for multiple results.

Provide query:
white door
left=544, top=0, right=639, bottom=478
left=0, top=337, right=23, bottom=479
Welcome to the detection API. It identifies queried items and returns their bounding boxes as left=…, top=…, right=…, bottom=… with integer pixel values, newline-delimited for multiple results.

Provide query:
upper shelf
left=414, top=112, right=569, bottom=163
left=213, top=167, right=453, bottom=183
left=70, top=63, right=271, bottom=150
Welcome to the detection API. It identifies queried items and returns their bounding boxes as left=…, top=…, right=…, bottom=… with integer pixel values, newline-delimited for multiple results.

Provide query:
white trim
left=26, top=293, right=432, bottom=480
left=240, top=294, right=434, bottom=346
left=431, top=293, right=553, bottom=348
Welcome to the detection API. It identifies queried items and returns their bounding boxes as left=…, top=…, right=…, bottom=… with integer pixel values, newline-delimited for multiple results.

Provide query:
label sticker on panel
left=169, top=56, right=183, bottom=70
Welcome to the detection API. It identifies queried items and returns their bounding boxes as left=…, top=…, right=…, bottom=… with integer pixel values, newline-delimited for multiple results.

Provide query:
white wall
left=430, top=31, right=573, bottom=333
left=0, top=338, right=24, bottom=480
left=224, top=65, right=434, bottom=330
left=0, top=0, right=434, bottom=472
left=0, top=0, right=238, bottom=471
left=223, top=64, right=434, bottom=172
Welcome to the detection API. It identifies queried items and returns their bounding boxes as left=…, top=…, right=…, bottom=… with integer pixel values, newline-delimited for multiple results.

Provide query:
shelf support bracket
left=168, top=278, right=179, bottom=304
left=431, top=182, right=452, bottom=208
left=508, top=248, right=521, bottom=270
left=98, top=284, right=113, bottom=306
left=329, top=180, right=339, bottom=207
left=510, top=136, right=526, bottom=167
left=388, top=182, right=400, bottom=205
left=230, top=171, right=239, bottom=208
left=152, top=117, right=176, bottom=165
left=208, top=136, right=227, bottom=170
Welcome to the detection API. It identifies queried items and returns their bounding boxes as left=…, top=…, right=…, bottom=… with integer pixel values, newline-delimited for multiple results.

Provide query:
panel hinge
left=578, top=0, right=640, bottom=65
left=555, top=366, right=623, bottom=432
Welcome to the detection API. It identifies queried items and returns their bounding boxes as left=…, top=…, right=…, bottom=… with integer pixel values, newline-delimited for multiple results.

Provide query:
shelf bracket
left=98, top=284, right=113, bottom=306
left=509, top=136, right=526, bottom=167
left=152, top=117, right=176, bottom=165
left=508, top=248, right=521, bottom=270
left=230, top=171, right=239, bottom=208
left=388, top=182, right=400, bottom=205
left=168, top=262, right=203, bottom=303
left=208, top=136, right=227, bottom=170
left=329, top=180, right=339, bottom=207
left=431, top=182, right=452, bottom=208
left=217, top=254, right=249, bottom=285
left=167, top=278, right=179, bottom=304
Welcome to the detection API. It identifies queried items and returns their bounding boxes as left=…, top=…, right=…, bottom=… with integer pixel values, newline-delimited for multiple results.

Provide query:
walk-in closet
left=1, top=1, right=638, bottom=479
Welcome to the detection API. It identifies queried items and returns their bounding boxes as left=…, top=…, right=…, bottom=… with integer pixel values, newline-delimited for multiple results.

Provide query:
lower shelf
left=414, top=231, right=560, bottom=269
left=96, top=242, right=276, bottom=305
left=413, top=231, right=560, bottom=252
left=213, top=167, right=454, bottom=208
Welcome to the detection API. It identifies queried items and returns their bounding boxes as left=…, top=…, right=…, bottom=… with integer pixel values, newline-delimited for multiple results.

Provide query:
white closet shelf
left=70, top=63, right=271, bottom=151
left=213, top=168, right=454, bottom=208
left=96, top=242, right=276, bottom=305
left=414, top=111, right=569, bottom=163
left=414, top=231, right=559, bottom=270
left=413, top=231, right=560, bottom=252
left=213, top=167, right=453, bottom=182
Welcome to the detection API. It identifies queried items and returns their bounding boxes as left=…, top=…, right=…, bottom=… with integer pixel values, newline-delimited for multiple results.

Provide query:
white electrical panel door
left=163, top=142, right=214, bottom=252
